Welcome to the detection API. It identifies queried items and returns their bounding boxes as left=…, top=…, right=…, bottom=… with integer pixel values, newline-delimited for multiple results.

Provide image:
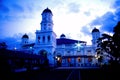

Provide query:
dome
left=92, top=28, right=99, bottom=33
left=22, top=34, right=29, bottom=39
left=60, top=34, right=66, bottom=38
left=42, top=8, right=52, bottom=14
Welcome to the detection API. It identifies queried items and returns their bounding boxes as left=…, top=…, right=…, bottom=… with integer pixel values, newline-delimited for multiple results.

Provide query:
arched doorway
left=38, top=50, right=49, bottom=68
left=38, top=49, right=48, bottom=58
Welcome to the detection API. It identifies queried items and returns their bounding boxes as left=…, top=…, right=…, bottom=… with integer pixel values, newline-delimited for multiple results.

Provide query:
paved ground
left=0, top=67, right=120, bottom=80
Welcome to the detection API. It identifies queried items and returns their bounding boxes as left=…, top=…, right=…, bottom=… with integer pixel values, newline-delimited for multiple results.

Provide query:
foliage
left=0, top=42, right=7, bottom=49
left=112, top=21, right=120, bottom=58
left=96, top=21, right=120, bottom=63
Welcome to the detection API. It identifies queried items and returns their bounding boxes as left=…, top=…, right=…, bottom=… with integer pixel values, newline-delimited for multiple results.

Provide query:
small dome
left=60, top=34, right=66, bottom=38
left=92, top=28, right=99, bottom=33
left=22, top=34, right=29, bottom=39
left=42, top=8, right=52, bottom=14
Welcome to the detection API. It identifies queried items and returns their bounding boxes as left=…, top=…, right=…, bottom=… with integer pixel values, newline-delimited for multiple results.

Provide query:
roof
left=0, top=49, right=44, bottom=59
left=22, top=43, right=35, bottom=48
left=92, top=28, right=99, bottom=33
left=56, top=38, right=86, bottom=45
left=42, top=8, right=52, bottom=15
left=22, top=34, right=29, bottom=39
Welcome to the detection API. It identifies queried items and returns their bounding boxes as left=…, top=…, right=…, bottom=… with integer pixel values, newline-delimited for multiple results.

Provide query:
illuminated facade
left=21, top=8, right=108, bottom=66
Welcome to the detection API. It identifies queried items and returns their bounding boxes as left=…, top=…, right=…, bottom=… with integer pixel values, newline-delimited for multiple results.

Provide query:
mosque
left=20, top=8, right=108, bottom=67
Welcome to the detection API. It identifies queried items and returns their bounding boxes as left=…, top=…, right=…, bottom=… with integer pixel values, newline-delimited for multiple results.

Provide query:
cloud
left=0, top=32, right=35, bottom=49
left=0, top=37, right=21, bottom=49
left=84, top=11, right=91, bottom=16
left=67, top=2, right=80, bottom=13
left=115, top=8, right=120, bottom=20
left=0, top=0, right=36, bottom=21
left=1, top=14, right=34, bottom=22
left=112, top=0, right=120, bottom=9
left=0, top=4, right=9, bottom=13
left=81, top=26, right=91, bottom=35
left=90, top=11, right=119, bottom=33
left=89, top=0, right=120, bottom=33
left=12, top=4, right=24, bottom=12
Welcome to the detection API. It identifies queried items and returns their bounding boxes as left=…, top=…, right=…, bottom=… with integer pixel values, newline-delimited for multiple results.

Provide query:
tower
left=34, top=8, right=56, bottom=65
left=91, top=27, right=100, bottom=47
left=41, top=8, right=53, bottom=31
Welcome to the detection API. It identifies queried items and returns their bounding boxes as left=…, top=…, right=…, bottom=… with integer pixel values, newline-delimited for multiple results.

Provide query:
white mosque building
left=20, top=8, right=107, bottom=67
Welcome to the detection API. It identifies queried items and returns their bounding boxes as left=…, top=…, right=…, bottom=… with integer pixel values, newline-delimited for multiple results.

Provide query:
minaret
left=34, top=8, right=56, bottom=64
left=91, top=27, right=100, bottom=47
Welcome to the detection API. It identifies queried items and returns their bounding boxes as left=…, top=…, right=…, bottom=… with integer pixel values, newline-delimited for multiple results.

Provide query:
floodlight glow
left=75, top=41, right=81, bottom=51
left=14, top=47, right=17, bottom=50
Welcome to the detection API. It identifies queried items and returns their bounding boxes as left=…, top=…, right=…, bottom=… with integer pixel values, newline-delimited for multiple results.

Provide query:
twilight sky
left=0, top=0, right=120, bottom=48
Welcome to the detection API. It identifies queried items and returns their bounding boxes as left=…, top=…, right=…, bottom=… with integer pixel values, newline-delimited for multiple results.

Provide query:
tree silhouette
left=96, top=33, right=113, bottom=63
left=96, top=21, right=120, bottom=64
left=113, top=21, right=120, bottom=58
left=0, top=42, right=7, bottom=49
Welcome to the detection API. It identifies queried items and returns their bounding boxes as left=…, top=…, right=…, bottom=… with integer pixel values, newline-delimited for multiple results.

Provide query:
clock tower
left=34, top=8, right=56, bottom=65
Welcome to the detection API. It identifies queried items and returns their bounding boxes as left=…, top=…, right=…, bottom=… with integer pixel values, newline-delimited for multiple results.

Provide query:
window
left=43, top=36, right=45, bottom=43
left=43, top=18, right=46, bottom=21
left=44, top=24, right=46, bottom=26
left=87, top=50, right=91, bottom=55
left=48, top=24, right=51, bottom=26
left=87, top=50, right=91, bottom=52
left=77, top=57, right=81, bottom=62
left=88, top=57, right=92, bottom=62
left=44, top=27, right=46, bottom=30
left=38, top=36, right=40, bottom=43
left=48, top=35, right=50, bottom=42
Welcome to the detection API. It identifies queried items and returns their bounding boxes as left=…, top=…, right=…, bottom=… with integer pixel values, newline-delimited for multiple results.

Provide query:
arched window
left=43, top=36, right=45, bottom=43
left=38, top=36, right=40, bottom=43
left=77, top=57, right=81, bottom=62
left=67, top=58, right=71, bottom=63
left=48, top=35, right=50, bottom=42
left=88, top=57, right=92, bottom=62
left=44, top=27, right=46, bottom=30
